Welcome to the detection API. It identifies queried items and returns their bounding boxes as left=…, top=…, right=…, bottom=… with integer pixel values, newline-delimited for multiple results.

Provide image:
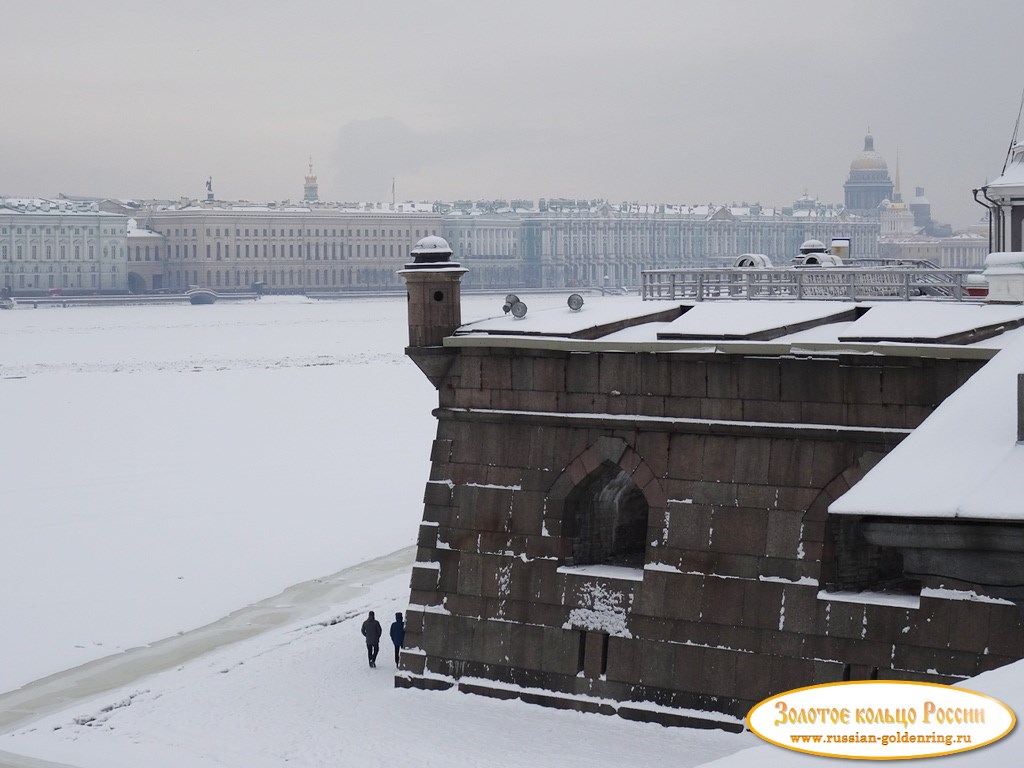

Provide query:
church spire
left=304, top=157, right=319, bottom=202
left=893, top=149, right=902, bottom=203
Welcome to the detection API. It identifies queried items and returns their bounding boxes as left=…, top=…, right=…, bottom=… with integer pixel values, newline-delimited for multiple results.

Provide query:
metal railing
left=641, top=267, right=984, bottom=302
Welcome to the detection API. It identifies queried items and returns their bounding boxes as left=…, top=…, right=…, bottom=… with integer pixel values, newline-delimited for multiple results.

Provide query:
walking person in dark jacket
left=390, top=612, right=405, bottom=667
left=361, top=611, right=383, bottom=668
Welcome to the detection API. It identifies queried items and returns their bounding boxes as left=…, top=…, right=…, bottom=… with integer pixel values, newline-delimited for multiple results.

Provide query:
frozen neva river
left=0, top=295, right=447, bottom=692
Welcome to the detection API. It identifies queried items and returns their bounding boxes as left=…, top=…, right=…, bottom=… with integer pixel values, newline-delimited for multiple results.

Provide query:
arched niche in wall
left=544, top=436, right=667, bottom=569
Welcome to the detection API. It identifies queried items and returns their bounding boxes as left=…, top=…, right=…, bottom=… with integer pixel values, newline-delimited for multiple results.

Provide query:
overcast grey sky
left=2, top=0, right=1021, bottom=228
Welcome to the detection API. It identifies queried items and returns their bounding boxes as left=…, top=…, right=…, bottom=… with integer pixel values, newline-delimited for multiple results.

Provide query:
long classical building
left=0, top=198, right=129, bottom=294
left=101, top=194, right=879, bottom=295
left=447, top=197, right=880, bottom=290
left=137, top=201, right=443, bottom=292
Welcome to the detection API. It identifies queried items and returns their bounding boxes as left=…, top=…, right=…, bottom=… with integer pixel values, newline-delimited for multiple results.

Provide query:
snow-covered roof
left=455, top=298, right=1024, bottom=351
left=985, top=143, right=1024, bottom=190
left=830, top=328, right=1024, bottom=520
left=0, top=197, right=119, bottom=216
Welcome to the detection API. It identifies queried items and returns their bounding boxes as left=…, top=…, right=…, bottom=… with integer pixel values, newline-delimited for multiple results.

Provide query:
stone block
left=630, top=615, right=673, bottom=642
left=700, top=577, right=746, bottom=626
left=824, top=599, right=866, bottom=640
left=733, top=439, right=771, bottom=486
left=667, top=433, right=705, bottom=481
left=811, top=659, right=846, bottom=685
left=598, top=352, right=642, bottom=395
left=540, top=626, right=580, bottom=675
left=782, top=358, right=842, bottom=404
left=670, top=643, right=705, bottom=690
left=606, top=635, right=639, bottom=683
left=742, top=580, right=784, bottom=631
left=799, top=401, right=845, bottom=425
left=565, top=353, right=600, bottom=394
left=422, top=481, right=453, bottom=507
left=706, top=360, right=739, bottom=399
left=530, top=355, right=566, bottom=392
left=410, top=564, right=440, bottom=592
left=478, top=619, right=513, bottom=665
left=582, top=631, right=606, bottom=678
left=638, top=639, right=675, bottom=689
left=659, top=571, right=705, bottom=622
left=508, top=491, right=544, bottom=535
left=767, top=438, right=800, bottom=487
left=416, top=523, right=439, bottom=549
left=663, top=395, right=704, bottom=418
left=985, top=607, right=1024, bottom=657
left=441, top=526, right=478, bottom=552
left=743, top=399, right=802, bottom=424
left=430, top=438, right=453, bottom=463
left=421, top=503, right=451, bottom=526
left=510, top=355, right=534, bottom=391
left=718, top=623, right=764, bottom=655
left=842, top=365, right=884, bottom=406
left=458, top=353, right=483, bottom=389
left=701, top=436, right=738, bottom=483
left=667, top=504, right=713, bottom=550
left=700, top=646, right=738, bottom=697
left=700, top=397, right=743, bottom=420
left=732, top=651, right=770, bottom=701
left=445, top=592, right=485, bottom=619
left=765, top=630, right=805, bottom=658
left=522, top=559, right=559, bottom=604
left=765, top=510, right=805, bottom=559
left=509, top=623, right=546, bottom=670
left=668, top=359, right=707, bottom=398
left=768, top=654, right=811, bottom=697
left=777, top=584, right=818, bottom=635
left=709, top=508, right=767, bottom=555
left=480, top=354, right=512, bottom=390
left=634, top=431, right=670, bottom=479
left=738, top=359, right=781, bottom=401
left=672, top=618, right=721, bottom=648
left=456, top=552, right=483, bottom=597
left=692, top=481, right=738, bottom=508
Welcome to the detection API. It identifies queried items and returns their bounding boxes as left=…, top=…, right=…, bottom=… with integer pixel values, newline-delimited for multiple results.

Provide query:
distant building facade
left=0, top=198, right=128, bottom=294
left=445, top=199, right=880, bottom=291
left=126, top=218, right=166, bottom=292
left=139, top=202, right=442, bottom=292
left=877, top=232, right=989, bottom=268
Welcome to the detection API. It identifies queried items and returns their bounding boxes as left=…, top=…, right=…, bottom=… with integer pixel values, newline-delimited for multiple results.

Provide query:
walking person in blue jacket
left=390, top=612, right=405, bottom=667
left=361, top=611, right=382, bottom=668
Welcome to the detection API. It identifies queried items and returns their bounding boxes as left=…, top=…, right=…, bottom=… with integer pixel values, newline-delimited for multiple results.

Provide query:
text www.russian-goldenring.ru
left=790, top=732, right=972, bottom=748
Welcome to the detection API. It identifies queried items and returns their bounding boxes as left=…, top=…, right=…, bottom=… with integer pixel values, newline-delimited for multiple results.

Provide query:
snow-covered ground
left=1, top=294, right=1018, bottom=767
left=1, top=556, right=748, bottom=767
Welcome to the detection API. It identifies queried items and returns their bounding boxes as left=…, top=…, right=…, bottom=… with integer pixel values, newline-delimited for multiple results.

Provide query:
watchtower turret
left=398, top=236, right=467, bottom=387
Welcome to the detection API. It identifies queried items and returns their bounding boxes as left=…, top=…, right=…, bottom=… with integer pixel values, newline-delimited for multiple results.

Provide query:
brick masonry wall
left=398, top=347, right=1024, bottom=722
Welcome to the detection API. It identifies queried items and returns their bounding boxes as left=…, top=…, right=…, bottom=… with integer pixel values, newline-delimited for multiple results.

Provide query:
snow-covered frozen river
left=0, top=294, right=570, bottom=694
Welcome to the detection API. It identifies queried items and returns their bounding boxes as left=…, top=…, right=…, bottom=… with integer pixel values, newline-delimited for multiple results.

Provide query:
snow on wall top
left=830, top=329, right=1024, bottom=520
left=454, top=296, right=1024, bottom=349
left=837, top=303, right=1024, bottom=342
left=656, top=302, right=852, bottom=340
